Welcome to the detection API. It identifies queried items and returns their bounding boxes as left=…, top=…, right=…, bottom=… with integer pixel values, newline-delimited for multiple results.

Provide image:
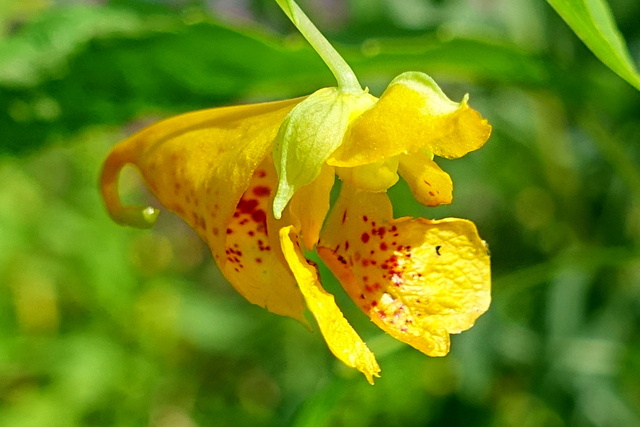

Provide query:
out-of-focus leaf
left=0, top=4, right=149, bottom=87
left=1, top=11, right=558, bottom=156
left=0, top=2, right=571, bottom=157
left=347, top=37, right=553, bottom=89
left=546, top=0, right=640, bottom=91
left=0, top=0, right=50, bottom=36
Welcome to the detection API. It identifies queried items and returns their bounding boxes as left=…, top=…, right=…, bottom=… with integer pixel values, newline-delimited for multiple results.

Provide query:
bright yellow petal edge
left=280, top=226, right=381, bottom=384
left=329, top=71, right=492, bottom=167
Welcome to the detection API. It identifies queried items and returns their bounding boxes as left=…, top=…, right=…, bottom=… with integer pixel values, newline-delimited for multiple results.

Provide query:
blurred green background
left=1, top=0, right=640, bottom=426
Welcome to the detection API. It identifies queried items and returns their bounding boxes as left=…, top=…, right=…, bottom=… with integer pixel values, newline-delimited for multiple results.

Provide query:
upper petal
left=328, top=72, right=491, bottom=167
left=279, top=225, right=380, bottom=384
left=317, top=185, right=491, bottom=356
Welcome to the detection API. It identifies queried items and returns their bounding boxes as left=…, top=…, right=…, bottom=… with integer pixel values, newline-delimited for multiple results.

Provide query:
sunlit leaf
left=546, top=0, right=640, bottom=90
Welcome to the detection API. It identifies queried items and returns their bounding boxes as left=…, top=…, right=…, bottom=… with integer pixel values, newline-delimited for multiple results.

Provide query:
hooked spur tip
left=100, top=141, right=160, bottom=230
left=111, top=206, right=160, bottom=229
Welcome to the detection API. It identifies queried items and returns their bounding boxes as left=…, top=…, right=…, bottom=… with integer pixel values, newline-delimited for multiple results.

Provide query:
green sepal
left=272, top=87, right=376, bottom=218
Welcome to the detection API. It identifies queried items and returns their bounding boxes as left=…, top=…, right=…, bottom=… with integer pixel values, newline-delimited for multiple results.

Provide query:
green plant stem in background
left=583, top=115, right=640, bottom=202
left=274, top=0, right=362, bottom=93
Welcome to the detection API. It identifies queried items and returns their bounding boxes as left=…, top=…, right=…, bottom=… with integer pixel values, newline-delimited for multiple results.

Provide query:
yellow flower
left=99, top=70, right=491, bottom=383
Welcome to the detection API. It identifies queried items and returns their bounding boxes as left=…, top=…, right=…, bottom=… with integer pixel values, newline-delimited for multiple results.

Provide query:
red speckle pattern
left=224, top=168, right=273, bottom=273
left=320, top=207, right=437, bottom=340
left=252, top=185, right=271, bottom=197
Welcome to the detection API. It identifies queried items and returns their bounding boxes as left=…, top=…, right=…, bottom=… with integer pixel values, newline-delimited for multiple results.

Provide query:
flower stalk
left=274, top=0, right=362, bottom=93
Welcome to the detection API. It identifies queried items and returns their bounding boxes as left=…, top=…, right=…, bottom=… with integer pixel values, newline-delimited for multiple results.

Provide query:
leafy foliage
left=547, top=0, right=640, bottom=90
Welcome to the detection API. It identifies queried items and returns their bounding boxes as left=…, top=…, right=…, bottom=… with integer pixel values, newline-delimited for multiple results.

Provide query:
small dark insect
left=435, top=245, right=442, bottom=256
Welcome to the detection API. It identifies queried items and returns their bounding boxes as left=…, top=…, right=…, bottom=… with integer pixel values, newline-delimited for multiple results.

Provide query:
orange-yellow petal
left=398, top=152, right=453, bottom=207
left=280, top=226, right=381, bottom=384
left=336, top=157, right=399, bottom=193
left=222, top=159, right=306, bottom=320
left=287, top=163, right=335, bottom=250
left=100, top=97, right=308, bottom=321
left=328, top=72, right=491, bottom=167
left=317, top=185, right=490, bottom=356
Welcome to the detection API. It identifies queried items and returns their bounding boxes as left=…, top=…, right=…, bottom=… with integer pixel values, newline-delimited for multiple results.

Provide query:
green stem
left=582, top=114, right=640, bottom=202
left=274, top=0, right=362, bottom=93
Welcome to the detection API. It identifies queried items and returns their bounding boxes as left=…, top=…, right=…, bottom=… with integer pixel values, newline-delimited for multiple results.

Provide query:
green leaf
left=546, top=0, right=640, bottom=91
left=0, top=5, right=570, bottom=156
left=345, top=38, right=553, bottom=89
left=0, top=4, right=148, bottom=87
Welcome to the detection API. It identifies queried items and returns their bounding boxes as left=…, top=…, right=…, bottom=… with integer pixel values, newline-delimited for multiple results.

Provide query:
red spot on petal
left=251, top=209, right=267, bottom=224
left=361, top=232, right=370, bottom=243
left=256, top=170, right=267, bottom=178
left=237, top=198, right=258, bottom=214
left=252, top=186, right=271, bottom=197
left=362, top=215, right=368, bottom=222
left=380, top=242, right=388, bottom=251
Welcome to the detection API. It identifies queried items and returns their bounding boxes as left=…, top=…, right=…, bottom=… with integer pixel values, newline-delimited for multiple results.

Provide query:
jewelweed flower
left=100, top=0, right=491, bottom=384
